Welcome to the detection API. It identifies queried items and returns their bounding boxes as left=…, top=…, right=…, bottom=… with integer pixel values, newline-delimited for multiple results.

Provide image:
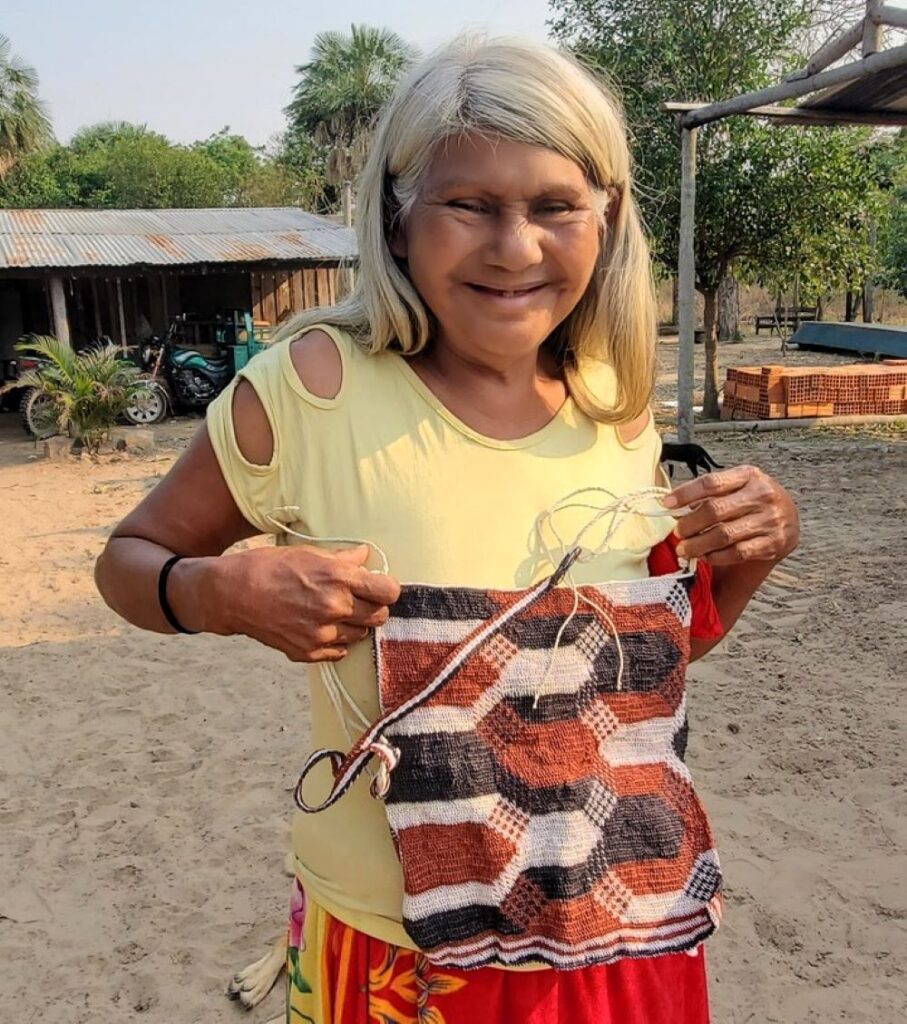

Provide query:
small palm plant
left=0, top=335, right=157, bottom=452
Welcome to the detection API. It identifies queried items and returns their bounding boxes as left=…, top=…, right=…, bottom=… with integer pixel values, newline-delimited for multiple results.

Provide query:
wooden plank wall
left=249, top=267, right=342, bottom=325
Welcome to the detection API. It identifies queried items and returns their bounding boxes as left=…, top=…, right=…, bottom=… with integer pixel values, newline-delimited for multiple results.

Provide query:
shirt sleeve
left=204, top=345, right=289, bottom=536
left=647, top=533, right=724, bottom=641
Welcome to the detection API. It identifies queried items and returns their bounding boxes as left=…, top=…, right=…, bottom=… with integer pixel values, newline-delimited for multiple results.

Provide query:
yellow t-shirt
left=206, top=324, right=674, bottom=954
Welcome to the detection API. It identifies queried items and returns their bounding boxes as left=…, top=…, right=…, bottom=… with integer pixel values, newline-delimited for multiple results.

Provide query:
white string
left=264, top=505, right=382, bottom=745
left=265, top=491, right=694, bottom=727
left=263, top=506, right=390, bottom=573
left=532, top=486, right=693, bottom=706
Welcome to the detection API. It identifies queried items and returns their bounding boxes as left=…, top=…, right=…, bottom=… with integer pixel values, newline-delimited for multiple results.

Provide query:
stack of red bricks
left=721, top=360, right=907, bottom=420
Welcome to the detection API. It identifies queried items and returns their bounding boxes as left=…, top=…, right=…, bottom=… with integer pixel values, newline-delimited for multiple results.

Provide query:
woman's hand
left=663, top=464, right=799, bottom=567
left=197, top=544, right=401, bottom=663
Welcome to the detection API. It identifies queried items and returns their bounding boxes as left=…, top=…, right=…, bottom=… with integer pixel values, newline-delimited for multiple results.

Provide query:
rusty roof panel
left=0, top=207, right=357, bottom=269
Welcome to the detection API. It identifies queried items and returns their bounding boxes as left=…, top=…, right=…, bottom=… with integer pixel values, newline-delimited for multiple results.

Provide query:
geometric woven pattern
left=374, top=569, right=723, bottom=969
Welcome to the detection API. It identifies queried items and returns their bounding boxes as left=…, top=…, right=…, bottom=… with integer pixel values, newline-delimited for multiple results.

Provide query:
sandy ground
left=1, top=336, right=905, bottom=1023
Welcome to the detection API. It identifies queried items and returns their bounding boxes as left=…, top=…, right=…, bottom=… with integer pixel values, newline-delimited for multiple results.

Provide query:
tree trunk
left=717, top=272, right=740, bottom=342
left=845, top=289, right=856, bottom=322
left=816, top=294, right=825, bottom=321
left=702, top=288, right=720, bottom=420
left=863, top=218, right=877, bottom=323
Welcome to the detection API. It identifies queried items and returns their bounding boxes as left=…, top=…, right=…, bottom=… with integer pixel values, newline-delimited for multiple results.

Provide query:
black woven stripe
left=515, top=796, right=685, bottom=899
left=403, top=903, right=522, bottom=949
left=499, top=612, right=596, bottom=649
left=494, top=764, right=597, bottom=813
left=392, top=586, right=496, bottom=620
left=589, top=631, right=682, bottom=693
left=504, top=691, right=590, bottom=723
left=673, top=718, right=689, bottom=760
left=385, top=732, right=496, bottom=803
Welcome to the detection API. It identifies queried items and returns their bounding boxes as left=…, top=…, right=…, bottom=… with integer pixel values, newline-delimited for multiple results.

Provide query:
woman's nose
left=487, top=213, right=544, bottom=271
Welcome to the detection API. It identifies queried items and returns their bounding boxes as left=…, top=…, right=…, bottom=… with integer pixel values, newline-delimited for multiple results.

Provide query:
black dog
left=659, top=442, right=723, bottom=479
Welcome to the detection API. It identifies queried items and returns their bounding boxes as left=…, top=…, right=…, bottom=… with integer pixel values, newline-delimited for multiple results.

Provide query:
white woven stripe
left=520, top=810, right=602, bottom=867
left=388, top=704, right=479, bottom=736
left=598, top=701, right=687, bottom=765
left=497, top=643, right=594, bottom=695
left=389, top=795, right=500, bottom=829
left=379, top=616, right=483, bottom=644
left=579, top=572, right=691, bottom=608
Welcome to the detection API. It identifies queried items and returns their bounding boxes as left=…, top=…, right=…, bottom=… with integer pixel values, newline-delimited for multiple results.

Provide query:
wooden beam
left=49, top=275, right=71, bottom=348
left=795, top=20, right=865, bottom=78
left=679, top=42, right=907, bottom=128
left=877, top=3, right=907, bottom=30
left=677, top=127, right=697, bottom=444
left=663, top=100, right=907, bottom=126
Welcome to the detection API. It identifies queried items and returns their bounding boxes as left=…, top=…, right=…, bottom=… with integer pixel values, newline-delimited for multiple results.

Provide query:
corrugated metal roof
left=0, top=207, right=357, bottom=270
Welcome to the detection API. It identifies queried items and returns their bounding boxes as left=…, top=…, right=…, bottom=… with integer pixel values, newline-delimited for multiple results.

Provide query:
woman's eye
left=448, top=200, right=486, bottom=213
left=536, top=202, right=574, bottom=216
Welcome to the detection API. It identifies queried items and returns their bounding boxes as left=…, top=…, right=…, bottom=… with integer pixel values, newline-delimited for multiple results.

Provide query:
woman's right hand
left=203, top=543, right=401, bottom=663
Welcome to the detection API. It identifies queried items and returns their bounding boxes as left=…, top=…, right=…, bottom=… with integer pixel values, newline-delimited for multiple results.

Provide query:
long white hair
left=277, top=35, right=657, bottom=423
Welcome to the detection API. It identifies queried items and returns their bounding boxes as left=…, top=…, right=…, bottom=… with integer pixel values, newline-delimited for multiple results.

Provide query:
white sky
left=4, top=0, right=553, bottom=146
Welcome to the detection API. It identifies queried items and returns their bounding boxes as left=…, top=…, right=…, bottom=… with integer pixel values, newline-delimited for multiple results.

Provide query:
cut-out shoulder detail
left=289, top=329, right=343, bottom=400
left=618, top=408, right=650, bottom=445
left=232, top=379, right=274, bottom=466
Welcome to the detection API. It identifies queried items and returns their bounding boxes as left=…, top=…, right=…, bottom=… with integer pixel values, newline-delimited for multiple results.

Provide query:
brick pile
left=721, top=360, right=907, bottom=420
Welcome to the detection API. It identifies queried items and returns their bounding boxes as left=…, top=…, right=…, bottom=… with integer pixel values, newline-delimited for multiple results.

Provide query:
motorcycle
left=124, top=316, right=234, bottom=425
left=1, top=355, right=60, bottom=438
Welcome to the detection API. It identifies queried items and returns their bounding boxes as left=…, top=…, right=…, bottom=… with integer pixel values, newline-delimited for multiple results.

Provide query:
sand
left=1, top=337, right=905, bottom=1022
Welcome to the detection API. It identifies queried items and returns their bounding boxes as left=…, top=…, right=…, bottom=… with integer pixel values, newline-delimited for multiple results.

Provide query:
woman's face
left=394, top=134, right=603, bottom=370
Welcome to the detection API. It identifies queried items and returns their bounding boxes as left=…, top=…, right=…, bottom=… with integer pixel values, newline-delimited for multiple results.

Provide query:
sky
left=4, top=0, right=554, bottom=147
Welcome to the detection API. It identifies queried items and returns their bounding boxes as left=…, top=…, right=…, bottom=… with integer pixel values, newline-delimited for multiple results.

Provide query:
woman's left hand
left=662, top=464, right=799, bottom=567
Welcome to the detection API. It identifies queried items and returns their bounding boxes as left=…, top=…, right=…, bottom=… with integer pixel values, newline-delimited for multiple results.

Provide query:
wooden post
left=161, top=275, right=169, bottom=329
left=49, top=275, right=71, bottom=348
left=90, top=278, right=102, bottom=337
left=116, top=278, right=127, bottom=353
left=677, top=126, right=698, bottom=443
left=864, top=0, right=883, bottom=56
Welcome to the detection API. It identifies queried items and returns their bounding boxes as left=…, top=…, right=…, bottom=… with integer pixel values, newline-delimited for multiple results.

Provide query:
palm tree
left=0, top=34, right=53, bottom=180
left=285, top=24, right=418, bottom=186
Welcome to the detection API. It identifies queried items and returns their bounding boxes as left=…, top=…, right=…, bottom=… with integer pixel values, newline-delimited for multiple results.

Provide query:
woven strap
left=293, top=549, right=581, bottom=813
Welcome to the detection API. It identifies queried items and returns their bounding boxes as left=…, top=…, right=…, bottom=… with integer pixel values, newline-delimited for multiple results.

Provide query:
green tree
left=550, top=0, right=879, bottom=417
left=0, top=33, right=54, bottom=179
left=285, top=24, right=418, bottom=188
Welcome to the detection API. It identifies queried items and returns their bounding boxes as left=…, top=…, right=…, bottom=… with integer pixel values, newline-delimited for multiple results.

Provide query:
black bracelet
left=158, top=555, right=199, bottom=635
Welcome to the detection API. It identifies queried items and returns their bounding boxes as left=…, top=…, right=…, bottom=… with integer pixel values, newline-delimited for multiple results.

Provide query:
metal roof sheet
left=0, top=207, right=357, bottom=270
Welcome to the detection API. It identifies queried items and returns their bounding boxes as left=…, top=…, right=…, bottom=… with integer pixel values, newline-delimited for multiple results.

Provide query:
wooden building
left=0, top=207, right=356, bottom=360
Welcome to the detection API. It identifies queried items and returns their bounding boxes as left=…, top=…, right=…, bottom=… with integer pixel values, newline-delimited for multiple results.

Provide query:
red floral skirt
left=286, top=878, right=710, bottom=1024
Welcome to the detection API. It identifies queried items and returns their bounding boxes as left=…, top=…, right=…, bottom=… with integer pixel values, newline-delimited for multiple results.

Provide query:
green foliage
left=0, top=34, right=54, bottom=179
left=873, top=128, right=907, bottom=299
left=549, top=0, right=870, bottom=291
left=0, top=335, right=156, bottom=451
left=0, top=120, right=323, bottom=210
left=285, top=24, right=418, bottom=186
left=550, top=0, right=890, bottom=417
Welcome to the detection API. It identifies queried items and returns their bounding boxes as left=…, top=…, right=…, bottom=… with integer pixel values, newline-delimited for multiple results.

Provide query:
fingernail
left=662, top=493, right=678, bottom=509
left=676, top=542, right=688, bottom=557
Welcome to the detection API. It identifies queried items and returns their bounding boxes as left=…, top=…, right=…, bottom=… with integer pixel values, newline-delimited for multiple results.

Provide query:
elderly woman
left=95, top=36, right=798, bottom=1024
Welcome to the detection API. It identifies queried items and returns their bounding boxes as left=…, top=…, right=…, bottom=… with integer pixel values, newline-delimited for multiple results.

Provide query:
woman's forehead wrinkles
left=424, top=177, right=590, bottom=200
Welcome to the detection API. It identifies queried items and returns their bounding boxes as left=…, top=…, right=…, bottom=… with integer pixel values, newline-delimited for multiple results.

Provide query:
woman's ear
left=388, top=231, right=408, bottom=259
